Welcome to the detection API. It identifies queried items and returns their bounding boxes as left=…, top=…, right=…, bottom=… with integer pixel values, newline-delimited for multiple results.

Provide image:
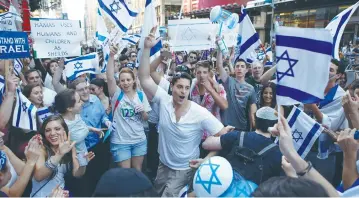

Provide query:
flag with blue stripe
left=137, top=0, right=162, bottom=67
left=122, top=34, right=140, bottom=45
left=0, top=75, right=5, bottom=105
left=37, top=106, right=53, bottom=124
left=13, top=59, right=23, bottom=77
left=234, top=5, right=261, bottom=63
left=96, top=8, right=110, bottom=73
left=97, top=0, right=138, bottom=33
left=326, top=2, right=359, bottom=60
left=286, top=106, right=323, bottom=159
left=12, top=88, right=37, bottom=131
left=275, top=26, right=333, bottom=105
left=178, top=185, right=188, bottom=198
left=64, top=53, right=99, bottom=81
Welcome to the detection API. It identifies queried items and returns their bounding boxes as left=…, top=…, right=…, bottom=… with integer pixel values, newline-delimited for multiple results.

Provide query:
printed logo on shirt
left=119, top=101, right=141, bottom=122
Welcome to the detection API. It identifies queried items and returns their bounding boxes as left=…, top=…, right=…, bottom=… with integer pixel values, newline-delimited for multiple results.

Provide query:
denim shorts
left=110, top=140, right=147, bottom=162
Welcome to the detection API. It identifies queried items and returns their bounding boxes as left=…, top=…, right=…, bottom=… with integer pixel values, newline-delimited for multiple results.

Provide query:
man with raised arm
left=137, top=28, right=231, bottom=197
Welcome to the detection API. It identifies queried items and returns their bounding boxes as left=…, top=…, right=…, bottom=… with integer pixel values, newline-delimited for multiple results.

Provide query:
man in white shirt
left=138, top=28, right=231, bottom=197
left=24, top=69, right=56, bottom=107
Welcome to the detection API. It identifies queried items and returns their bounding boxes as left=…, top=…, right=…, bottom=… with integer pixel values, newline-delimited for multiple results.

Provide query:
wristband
left=296, top=161, right=312, bottom=177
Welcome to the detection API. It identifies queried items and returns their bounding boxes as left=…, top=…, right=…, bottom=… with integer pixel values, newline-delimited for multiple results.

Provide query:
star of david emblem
left=21, top=102, right=27, bottom=112
left=195, top=159, right=222, bottom=194
left=42, top=114, right=48, bottom=121
left=109, top=0, right=121, bottom=14
left=276, top=50, right=298, bottom=82
left=292, top=129, right=303, bottom=143
left=74, top=62, right=83, bottom=70
left=181, top=27, right=196, bottom=41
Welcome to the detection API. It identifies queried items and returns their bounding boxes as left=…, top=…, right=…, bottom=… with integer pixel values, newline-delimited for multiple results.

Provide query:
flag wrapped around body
left=136, top=0, right=162, bottom=67
left=275, top=26, right=332, bottom=105
left=286, top=106, right=323, bottom=159
left=234, top=5, right=261, bottom=63
left=13, top=59, right=23, bottom=77
left=96, top=8, right=110, bottom=73
left=326, top=1, right=359, bottom=60
left=13, top=88, right=37, bottom=131
left=97, top=0, right=138, bottom=33
left=64, top=53, right=99, bottom=81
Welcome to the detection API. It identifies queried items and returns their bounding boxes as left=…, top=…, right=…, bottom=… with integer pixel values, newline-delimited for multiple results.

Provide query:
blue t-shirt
left=220, top=131, right=282, bottom=183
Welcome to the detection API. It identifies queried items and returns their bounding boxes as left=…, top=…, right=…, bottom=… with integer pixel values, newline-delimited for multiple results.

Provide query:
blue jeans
left=110, top=140, right=147, bottom=162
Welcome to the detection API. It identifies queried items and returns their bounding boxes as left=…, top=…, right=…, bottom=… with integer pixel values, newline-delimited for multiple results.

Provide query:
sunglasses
left=189, top=56, right=196, bottom=59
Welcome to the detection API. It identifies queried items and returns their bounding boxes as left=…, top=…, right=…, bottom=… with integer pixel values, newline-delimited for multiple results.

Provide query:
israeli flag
left=0, top=75, right=5, bottom=105
left=178, top=185, right=188, bottom=198
left=13, top=89, right=37, bottom=131
left=64, top=53, right=99, bottom=81
left=234, top=5, right=261, bottom=63
left=97, top=0, right=138, bottom=33
left=326, top=1, right=359, bottom=60
left=137, top=0, right=162, bottom=66
left=122, top=34, right=140, bottom=45
left=95, top=8, right=110, bottom=73
left=37, top=106, right=53, bottom=124
left=286, top=106, right=323, bottom=159
left=13, top=59, right=23, bottom=77
left=275, top=27, right=332, bottom=105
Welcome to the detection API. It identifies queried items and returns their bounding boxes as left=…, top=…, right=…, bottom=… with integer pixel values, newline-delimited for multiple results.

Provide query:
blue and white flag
left=286, top=106, right=323, bottom=159
left=178, top=185, right=188, bottom=198
left=234, top=5, right=261, bottom=63
left=326, top=1, right=359, bottom=60
left=137, top=0, right=162, bottom=67
left=0, top=75, right=5, bottom=105
left=95, top=8, right=110, bottom=73
left=122, top=34, right=140, bottom=45
left=275, top=26, right=332, bottom=105
left=13, top=88, right=37, bottom=131
left=97, top=0, right=138, bottom=33
left=64, top=53, right=99, bottom=81
left=13, top=59, right=23, bottom=77
left=37, top=106, right=53, bottom=124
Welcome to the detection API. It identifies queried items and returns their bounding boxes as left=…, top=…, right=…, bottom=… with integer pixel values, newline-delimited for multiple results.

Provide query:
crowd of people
left=0, top=26, right=358, bottom=197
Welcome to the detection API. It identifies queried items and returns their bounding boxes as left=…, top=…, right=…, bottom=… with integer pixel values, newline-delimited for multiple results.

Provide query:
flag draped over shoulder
left=326, top=1, right=359, bottom=60
left=234, top=5, right=261, bottom=63
left=286, top=106, right=323, bottom=159
left=13, top=88, right=37, bottom=131
left=97, top=0, right=138, bottom=33
left=275, top=26, right=332, bottom=105
left=137, top=0, right=162, bottom=67
left=96, top=8, right=110, bottom=73
left=64, top=53, right=99, bottom=81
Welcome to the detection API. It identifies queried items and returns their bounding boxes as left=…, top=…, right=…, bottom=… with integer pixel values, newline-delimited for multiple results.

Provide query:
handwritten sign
left=0, top=31, right=30, bottom=59
left=0, top=12, right=17, bottom=31
left=30, top=19, right=83, bottom=58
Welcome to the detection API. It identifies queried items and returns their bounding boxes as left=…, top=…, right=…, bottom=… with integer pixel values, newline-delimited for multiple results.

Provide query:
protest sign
left=0, top=31, right=30, bottom=59
left=168, top=19, right=215, bottom=51
left=0, top=12, right=17, bottom=31
left=30, top=19, right=83, bottom=58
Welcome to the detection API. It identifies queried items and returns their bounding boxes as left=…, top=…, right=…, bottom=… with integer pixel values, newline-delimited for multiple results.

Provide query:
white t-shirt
left=42, top=87, right=56, bottom=107
left=148, top=77, right=171, bottom=124
left=111, top=88, right=151, bottom=144
left=153, top=87, right=224, bottom=170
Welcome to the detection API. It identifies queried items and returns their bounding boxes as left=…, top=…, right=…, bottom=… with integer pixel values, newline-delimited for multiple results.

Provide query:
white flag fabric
left=178, top=185, right=188, bottom=198
left=13, top=59, right=23, bottom=77
left=0, top=75, right=5, bottom=105
left=137, top=0, right=162, bottom=67
left=97, top=0, right=138, bottom=33
left=275, top=27, right=332, bottom=105
left=13, top=89, right=37, bottom=131
left=234, top=5, right=261, bottom=63
left=95, top=8, right=110, bottom=73
left=326, top=1, right=359, bottom=60
left=286, top=106, right=323, bottom=159
left=122, top=34, right=140, bottom=45
left=37, top=106, right=53, bottom=124
left=64, top=53, right=99, bottom=81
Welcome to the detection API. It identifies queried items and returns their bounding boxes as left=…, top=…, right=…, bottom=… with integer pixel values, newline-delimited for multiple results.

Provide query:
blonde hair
left=119, top=67, right=136, bottom=90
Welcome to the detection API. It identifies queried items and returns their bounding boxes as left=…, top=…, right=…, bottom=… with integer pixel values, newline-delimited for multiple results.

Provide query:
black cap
left=93, top=168, right=153, bottom=197
left=175, top=65, right=191, bottom=75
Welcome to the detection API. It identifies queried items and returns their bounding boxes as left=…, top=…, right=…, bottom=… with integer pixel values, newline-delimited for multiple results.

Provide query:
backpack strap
left=238, top=132, right=245, bottom=147
left=137, top=90, right=144, bottom=102
left=258, top=143, right=277, bottom=156
left=113, top=91, right=125, bottom=113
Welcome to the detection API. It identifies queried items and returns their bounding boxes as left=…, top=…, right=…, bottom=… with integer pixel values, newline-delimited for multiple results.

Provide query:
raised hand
left=110, top=45, right=118, bottom=57
left=6, top=74, right=19, bottom=94
left=25, top=137, right=42, bottom=165
left=281, top=156, right=297, bottom=178
left=144, top=26, right=161, bottom=49
left=85, top=151, right=95, bottom=162
left=337, top=128, right=359, bottom=154
left=57, top=132, right=76, bottom=156
left=274, top=114, right=296, bottom=158
left=342, top=90, right=359, bottom=115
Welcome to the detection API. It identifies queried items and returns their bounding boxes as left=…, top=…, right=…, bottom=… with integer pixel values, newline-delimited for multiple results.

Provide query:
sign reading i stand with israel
left=30, top=19, right=83, bottom=58
left=275, top=26, right=332, bottom=105
left=326, top=1, right=359, bottom=60
left=0, top=31, right=30, bottom=59
left=64, top=53, right=99, bottom=81
left=286, top=106, right=323, bottom=159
